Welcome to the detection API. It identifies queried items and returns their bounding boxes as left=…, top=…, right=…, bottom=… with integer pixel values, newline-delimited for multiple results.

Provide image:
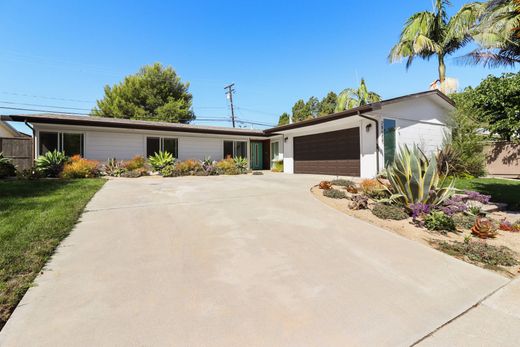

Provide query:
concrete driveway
left=0, top=173, right=510, bottom=346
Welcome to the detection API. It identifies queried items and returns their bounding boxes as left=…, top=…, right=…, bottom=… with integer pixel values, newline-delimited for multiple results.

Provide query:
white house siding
left=33, top=124, right=259, bottom=162
left=374, top=94, right=453, bottom=163
left=178, top=137, right=223, bottom=161
left=85, top=131, right=144, bottom=161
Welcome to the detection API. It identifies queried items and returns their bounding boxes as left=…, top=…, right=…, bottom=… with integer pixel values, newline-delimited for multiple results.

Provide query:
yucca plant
left=148, top=151, right=175, bottom=171
left=385, top=145, right=454, bottom=208
left=35, top=150, right=68, bottom=177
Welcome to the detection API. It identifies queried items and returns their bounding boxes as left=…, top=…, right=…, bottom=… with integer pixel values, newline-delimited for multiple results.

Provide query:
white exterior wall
left=33, top=124, right=261, bottom=162
left=0, top=121, right=19, bottom=137
left=376, top=95, right=453, bottom=159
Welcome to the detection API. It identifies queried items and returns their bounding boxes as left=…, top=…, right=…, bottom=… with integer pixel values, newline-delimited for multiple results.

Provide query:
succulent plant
left=319, top=181, right=332, bottom=190
left=385, top=145, right=455, bottom=208
left=35, top=150, right=68, bottom=177
left=471, top=216, right=498, bottom=239
left=349, top=195, right=369, bottom=210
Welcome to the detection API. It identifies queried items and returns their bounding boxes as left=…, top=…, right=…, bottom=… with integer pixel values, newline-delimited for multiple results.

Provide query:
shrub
left=513, top=221, right=520, bottom=233
left=160, top=164, right=181, bottom=177
left=440, top=195, right=468, bottom=216
left=331, top=179, right=356, bottom=188
left=176, top=159, right=202, bottom=175
left=386, top=145, right=454, bottom=208
left=200, top=157, right=218, bottom=175
left=35, top=150, right=68, bottom=177
left=123, top=155, right=145, bottom=171
left=60, top=155, right=100, bottom=179
left=102, top=158, right=126, bottom=177
left=120, top=167, right=148, bottom=178
left=216, top=158, right=238, bottom=175
left=464, top=190, right=491, bottom=204
left=360, top=179, right=387, bottom=199
left=233, top=156, right=248, bottom=174
left=452, top=213, right=477, bottom=229
left=323, top=188, right=346, bottom=199
left=371, top=203, right=408, bottom=220
left=409, top=203, right=431, bottom=220
left=271, top=160, right=283, bottom=172
left=0, top=153, right=16, bottom=178
left=349, top=195, right=369, bottom=210
left=16, top=167, right=44, bottom=180
left=432, top=238, right=518, bottom=267
left=148, top=151, right=175, bottom=171
left=424, top=211, right=456, bottom=232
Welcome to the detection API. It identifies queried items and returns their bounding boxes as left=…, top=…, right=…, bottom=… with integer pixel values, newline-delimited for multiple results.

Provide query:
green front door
left=250, top=142, right=263, bottom=170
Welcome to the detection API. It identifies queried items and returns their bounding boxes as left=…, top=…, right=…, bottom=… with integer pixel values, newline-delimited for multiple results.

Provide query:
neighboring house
left=1, top=90, right=454, bottom=178
left=0, top=120, right=27, bottom=138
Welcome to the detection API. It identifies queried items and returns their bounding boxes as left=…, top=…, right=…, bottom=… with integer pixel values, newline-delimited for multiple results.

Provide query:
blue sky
left=0, top=0, right=516, bottom=133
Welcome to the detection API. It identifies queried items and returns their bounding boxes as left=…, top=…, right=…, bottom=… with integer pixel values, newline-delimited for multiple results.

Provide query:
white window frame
left=146, top=136, right=178, bottom=157
left=38, top=131, right=85, bottom=157
left=270, top=140, right=280, bottom=165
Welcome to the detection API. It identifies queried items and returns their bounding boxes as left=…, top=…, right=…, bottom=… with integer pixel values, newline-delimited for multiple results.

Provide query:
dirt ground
left=311, top=185, right=520, bottom=277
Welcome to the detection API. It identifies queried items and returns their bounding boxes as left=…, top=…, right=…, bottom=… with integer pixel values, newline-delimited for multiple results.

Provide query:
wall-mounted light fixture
left=365, top=123, right=372, bottom=132
left=284, top=137, right=288, bottom=143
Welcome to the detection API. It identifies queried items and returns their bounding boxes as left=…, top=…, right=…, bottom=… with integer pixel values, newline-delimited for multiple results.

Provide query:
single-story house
left=0, top=120, right=29, bottom=138
left=1, top=90, right=455, bottom=178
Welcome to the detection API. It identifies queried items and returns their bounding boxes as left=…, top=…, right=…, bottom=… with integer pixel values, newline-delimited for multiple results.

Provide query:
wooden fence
left=0, top=137, right=33, bottom=171
left=485, top=142, right=520, bottom=178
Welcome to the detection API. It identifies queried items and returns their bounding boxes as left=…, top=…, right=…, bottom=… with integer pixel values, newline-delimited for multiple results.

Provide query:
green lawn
left=0, top=178, right=105, bottom=329
left=453, top=177, right=520, bottom=210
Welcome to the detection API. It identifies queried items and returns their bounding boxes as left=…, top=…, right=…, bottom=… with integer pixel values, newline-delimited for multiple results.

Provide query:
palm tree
left=389, top=0, right=483, bottom=84
left=461, top=0, right=520, bottom=67
left=335, top=79, right=382, bottom=112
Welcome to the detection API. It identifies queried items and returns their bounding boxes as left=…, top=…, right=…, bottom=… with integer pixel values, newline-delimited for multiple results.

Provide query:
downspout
left=357, top=111, right=380, bottom=174
left=24, top=119, right=35, bottom=162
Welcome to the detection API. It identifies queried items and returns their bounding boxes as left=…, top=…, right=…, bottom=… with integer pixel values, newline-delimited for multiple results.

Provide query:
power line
left=0, top=91, right=94, bottom=103
left=0, top=100, right=91, bottom=111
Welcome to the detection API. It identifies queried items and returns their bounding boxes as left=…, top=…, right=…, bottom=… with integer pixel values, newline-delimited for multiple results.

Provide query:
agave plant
left=35, top=150, right=68, bottom=177
left=148, top=151, right=175, bottom=171
left=385, top=145, right=454, bottom=208
left=233, top=156, right=248, bottom=174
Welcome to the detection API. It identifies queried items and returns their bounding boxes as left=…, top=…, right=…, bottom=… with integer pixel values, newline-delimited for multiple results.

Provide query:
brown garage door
left=294, top=128, right=360, bottom=176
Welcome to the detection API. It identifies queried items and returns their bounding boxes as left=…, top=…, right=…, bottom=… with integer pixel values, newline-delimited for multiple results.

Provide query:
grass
left=452, top=177, right=520, bottom=210
left=0, top=178, right=105, bottom=329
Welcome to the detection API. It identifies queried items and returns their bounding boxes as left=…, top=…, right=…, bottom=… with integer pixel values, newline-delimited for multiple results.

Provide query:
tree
left=443, top=93, right=487, bottom=177
left=306, top=96, right=320, bottom=118
left=92, top=63, right=195, bottom=123
left=318, top=92, right=337, bottom=115
left=461, top=0, right=520, bottom=67
left=291, top=99, right=309, bottom=122
left=389, top=0, right=483, bottom=84
left=335, top=78, right=381, bottom=112
left=455, top=72, right=520, bottom=141
left=278, top=112, right=290, bottom=126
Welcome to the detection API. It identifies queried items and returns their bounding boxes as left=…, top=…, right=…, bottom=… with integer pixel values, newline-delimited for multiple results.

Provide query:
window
left=39, top=132, right=83, bottom=156
left=234, top=141, right=247, bottom=158
left=62, top=133, right=83, bottom=156
left=223, top=140, right=247, bottom=159
left=146, top=137, right=161, bottom=157
left=383, top=119, right=397, bottom=167
left=146, top=137, right=178, bottom=157
left=270, top=141, right=279, bottom=162
left=39, top=132, right=59, bottom=155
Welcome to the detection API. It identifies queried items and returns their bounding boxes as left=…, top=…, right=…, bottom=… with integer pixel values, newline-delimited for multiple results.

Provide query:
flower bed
left=312, top=145, right=520, bottom=277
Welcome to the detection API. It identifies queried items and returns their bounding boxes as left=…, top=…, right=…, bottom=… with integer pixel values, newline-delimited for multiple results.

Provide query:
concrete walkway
left=0, top=174, right=513, bottom=346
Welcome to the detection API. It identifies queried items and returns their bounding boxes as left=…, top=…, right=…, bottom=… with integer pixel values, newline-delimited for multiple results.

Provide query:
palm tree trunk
left=438, top=54, right=446, bottom=83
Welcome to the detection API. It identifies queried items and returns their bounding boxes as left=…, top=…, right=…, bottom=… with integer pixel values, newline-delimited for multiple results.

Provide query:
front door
left=250, top=142, right=263, bottom=170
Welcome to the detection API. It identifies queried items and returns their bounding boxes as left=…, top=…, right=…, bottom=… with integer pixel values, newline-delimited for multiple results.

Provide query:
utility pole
left=224, top=83, right=236, bottom=128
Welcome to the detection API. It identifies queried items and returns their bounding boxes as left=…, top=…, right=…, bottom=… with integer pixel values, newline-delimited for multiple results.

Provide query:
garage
left=293, top=127, right=360, bottom=176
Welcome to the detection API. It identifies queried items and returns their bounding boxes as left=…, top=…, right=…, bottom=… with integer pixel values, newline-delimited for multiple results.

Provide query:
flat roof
left=1, top=90, right=454, bottom=136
